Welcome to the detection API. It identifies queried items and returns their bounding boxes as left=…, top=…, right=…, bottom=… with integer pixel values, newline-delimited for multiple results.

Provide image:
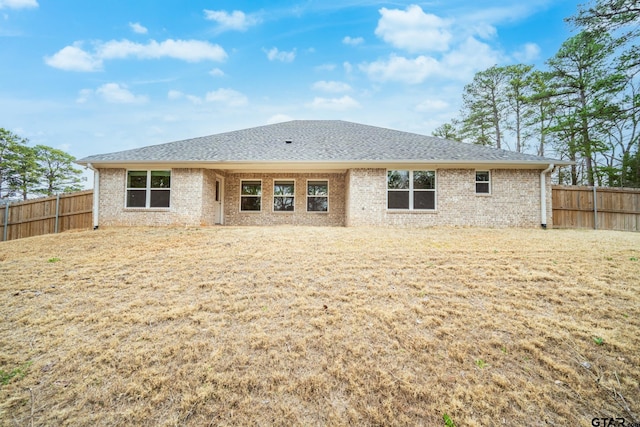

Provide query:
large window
left=241, top=180, right=262, bottom=211
left=307, top=180, right=328, bottom=212
left=274, top=180, right=295, bottom=211
left=387, top=170, right=436, bottom=210
left=475, top=171, right=491, bottom=194
left=126, top=170, right=171, bottom=208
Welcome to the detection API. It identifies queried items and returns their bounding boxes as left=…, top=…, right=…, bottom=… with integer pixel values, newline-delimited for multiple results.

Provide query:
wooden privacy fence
left=1, top=190, right=93, bottom=242
left=2, top=187, right=639, bottom=240
left=552, top=185, right=640, bottom=232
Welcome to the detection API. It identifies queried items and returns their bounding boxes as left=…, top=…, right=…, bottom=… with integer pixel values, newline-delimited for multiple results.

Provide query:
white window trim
left=240, top=179, right=262, bottom=212
left=125, top=169, right=171, bottom=209
left=306, top=179, right=329, bottom=213
left=273, top=178, right=296, bottom=213
left=475, top=170, right=491, bottom=195
left=387, top=170, right=437, bottom=211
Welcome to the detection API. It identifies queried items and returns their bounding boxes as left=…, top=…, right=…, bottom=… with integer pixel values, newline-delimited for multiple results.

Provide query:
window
left=273, top=180, right=295, bottom=211
left=307, top=180, right=328, bottom=212
left=387, top=170, right=436, bottom=210
left=241, top=180, right=261, bottom=211
left=126, top=170, right=171, bottom=208
left=476, top=171, right=491, bottom=194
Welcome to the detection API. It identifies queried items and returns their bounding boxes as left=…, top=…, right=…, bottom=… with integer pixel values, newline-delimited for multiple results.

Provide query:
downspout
left=540, top=163, right=554, bottom=229
left=86, top=163, right=99, bottom=230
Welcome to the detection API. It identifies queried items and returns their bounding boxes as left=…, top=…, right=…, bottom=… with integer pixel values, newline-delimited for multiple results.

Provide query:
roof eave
left=76, top=159, right=573, bottom=170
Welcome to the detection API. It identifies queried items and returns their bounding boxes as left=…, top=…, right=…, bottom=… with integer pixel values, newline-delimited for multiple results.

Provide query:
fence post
left=2, top=201, right=9, bottom=242
left=593, top=185, right=598, bottom=230
left=55, top=193, right=60, bottom=234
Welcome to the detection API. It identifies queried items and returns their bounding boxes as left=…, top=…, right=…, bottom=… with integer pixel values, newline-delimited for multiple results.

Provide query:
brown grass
left=0, top=226, right=639, bottom=426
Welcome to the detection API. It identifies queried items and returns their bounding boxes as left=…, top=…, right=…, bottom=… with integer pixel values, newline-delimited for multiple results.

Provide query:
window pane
left=274, top=196, right=294, bottom=211
left=150, top=190, right=170, bottom=207
left=150, top=171, right=171, bottom=188
left=414, top=171, right=435, bottom=189
left=127, top=190, right=146, bottom=207
left=414, top=191, right=435, bottom=210
left=127, top=171, right=147, bottom=188
left=308, top=181, right=328, bottom=196
left=476, top=183, right=490, bottom=194
left=388, top=191, right=409, bottom=209
left=241, top=196, right=261, bottom=211
left=307, top=196, right=328, bottom=212
left=242, top=181, right=261, bottom=196
left=274, top=181, right=294, bottom=196
left=476, top=171, right=490, bottom=182
left=387, top=170, right=409, bottom=189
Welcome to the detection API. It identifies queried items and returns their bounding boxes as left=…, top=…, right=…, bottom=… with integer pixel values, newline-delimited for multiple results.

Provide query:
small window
left=476, top=171, right=491, bottom=194
left=387, top=170, right=435, bottom=210
left=241, top=180, right=261, bottom=211
left=274, top=180, right=295, bottom=211
left=307, top=180, right=328, bottom=212
left=126, top=170, right=171, bottom=208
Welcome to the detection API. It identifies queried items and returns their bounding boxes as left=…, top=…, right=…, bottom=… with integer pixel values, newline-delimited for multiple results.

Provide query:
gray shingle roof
left=77, top=120, right=563, bottom=164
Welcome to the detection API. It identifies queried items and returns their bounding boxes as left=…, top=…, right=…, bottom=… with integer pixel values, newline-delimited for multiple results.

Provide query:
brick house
left=76, top=120, right=569, bottom=228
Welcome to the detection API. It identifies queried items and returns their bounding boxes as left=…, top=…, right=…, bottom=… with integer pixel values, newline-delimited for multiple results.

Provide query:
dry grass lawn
left=0, top=226, right=639, bottom=426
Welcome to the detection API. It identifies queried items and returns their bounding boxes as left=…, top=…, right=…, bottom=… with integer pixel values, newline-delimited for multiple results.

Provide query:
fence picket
left=552, top=186, right=640, bottom=232
left=0, top=190, right=93, bottom=242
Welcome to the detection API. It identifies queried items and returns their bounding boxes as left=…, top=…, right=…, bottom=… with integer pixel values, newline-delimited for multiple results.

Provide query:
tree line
left=433, top=0, right=639, bottom=187
left=0, top=128, right=83, bottom=201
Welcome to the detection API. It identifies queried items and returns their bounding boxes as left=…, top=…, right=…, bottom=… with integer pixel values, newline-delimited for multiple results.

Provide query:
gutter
left=86, top=163, right=99, bottom=230
left=540, top=163, right=554, bottom=229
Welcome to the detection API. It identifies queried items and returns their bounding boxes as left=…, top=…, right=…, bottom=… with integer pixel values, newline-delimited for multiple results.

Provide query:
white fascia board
left=77, top=159, right=574, bottom=171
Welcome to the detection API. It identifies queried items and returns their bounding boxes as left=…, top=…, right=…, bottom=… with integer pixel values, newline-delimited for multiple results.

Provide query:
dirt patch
left=1, top=226, right=639, bottom=426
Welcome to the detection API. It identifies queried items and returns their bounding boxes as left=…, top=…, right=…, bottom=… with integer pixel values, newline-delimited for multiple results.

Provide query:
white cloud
left=96, top=83, right=148, bottom=104
left=204, top=9, right=260, bottom=32
left=375, top=5, right=451, bottom=53
left=97, top=39, right=227, bottom=62
left=468, top=23, right=497, bottom=40
left=359, top=38, right=502, bottom=85
left=167, top=90, right=183, bottom=100
left=441, top=37, right=502, bottom=80
left=44, top=44, right=103, bottom=72
left=205, top=88, right=248, bottom=107
left=187, top=95, right=203, bottom=104
left=264, top=47, right=296, bottom=63
left=306, top=95, right=360, bottom=111
left=46, top=39, right=227, bottom=71
left=343, top=62, right=353, bottom=74
left=0, top=0, right=38, bottom=9
left=168, top=90, right=203, bottom=104
left=266, top=114, right=293, bottom=124
left=76, top=89, right=93, bottom=104
left=415, top=99, right=449, bottom=113
left=209, top=68, right=225, bottom=77
left=513, top=42, right=541, bottom=62
left=129, top=22, right=148, bottom=34
left=315, top=63, right=336, bottom=72
left=312, top=80, right=352, bottom=93
left=360, top=54, right=440, bottom=84
left=343, top=36, right=364, bottom=46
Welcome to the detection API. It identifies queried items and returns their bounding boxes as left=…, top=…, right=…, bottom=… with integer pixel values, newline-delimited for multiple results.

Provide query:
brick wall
left=201, top=169, right=218, bottom=225
left=224, top=172, right=346, bottom=226
left=345, top=168, right=386, bottom=226
left=97, top=167, right=551, bottom=228
left=98, top=168, right=208, bottom=226
left=345, top=168, right=551, bottom=228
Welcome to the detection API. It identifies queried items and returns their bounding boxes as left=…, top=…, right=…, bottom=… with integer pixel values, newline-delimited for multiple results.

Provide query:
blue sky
left=1, top=0, right=581, bottom=165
